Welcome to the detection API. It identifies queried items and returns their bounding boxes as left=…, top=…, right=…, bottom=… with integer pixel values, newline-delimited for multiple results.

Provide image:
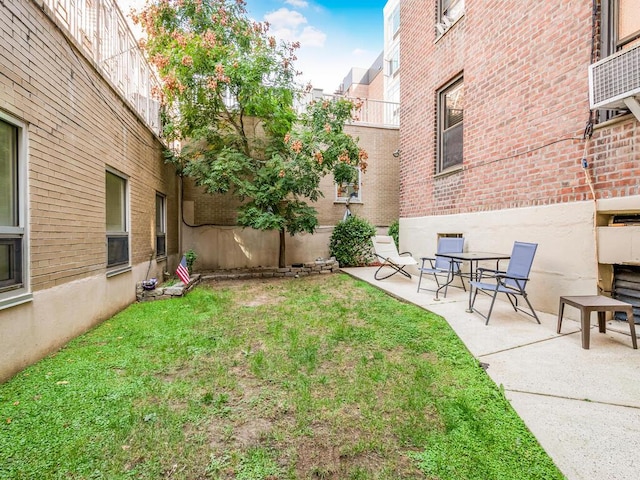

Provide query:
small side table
left=557, top=295, right=637, bottom=349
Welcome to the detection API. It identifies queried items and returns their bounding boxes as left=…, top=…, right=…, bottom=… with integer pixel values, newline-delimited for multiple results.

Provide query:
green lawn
left=0, top=274, right=565, bottom=479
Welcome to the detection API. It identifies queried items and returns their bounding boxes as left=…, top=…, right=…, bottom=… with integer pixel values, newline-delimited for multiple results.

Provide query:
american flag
left=176, top=255, right=190, bottom=284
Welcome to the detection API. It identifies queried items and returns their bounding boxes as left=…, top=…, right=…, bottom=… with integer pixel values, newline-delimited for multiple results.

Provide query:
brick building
left=0, top=0, right=180, bottom=381
left=181, top=122, right=399, bottom=269
left=399, top=0, right=640, bottom=314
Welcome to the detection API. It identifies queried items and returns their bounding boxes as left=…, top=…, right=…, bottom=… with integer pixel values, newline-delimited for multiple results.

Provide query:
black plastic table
left=437, top=252, right=511, bottom=312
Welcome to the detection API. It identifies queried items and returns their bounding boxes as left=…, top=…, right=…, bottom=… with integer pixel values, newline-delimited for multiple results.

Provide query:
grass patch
left=0, top=274, right=564, bottom=479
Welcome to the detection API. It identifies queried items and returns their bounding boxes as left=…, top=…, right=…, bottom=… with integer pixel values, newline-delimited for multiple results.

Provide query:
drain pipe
left=580, top=116, right=605, bottom=294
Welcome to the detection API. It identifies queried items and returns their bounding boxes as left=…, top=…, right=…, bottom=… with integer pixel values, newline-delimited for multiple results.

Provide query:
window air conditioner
left=588, top=43, right=640, bottom=120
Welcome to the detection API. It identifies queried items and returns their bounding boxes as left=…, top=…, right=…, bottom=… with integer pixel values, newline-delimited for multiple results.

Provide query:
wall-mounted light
left=392, top=149, right=401, bottom=158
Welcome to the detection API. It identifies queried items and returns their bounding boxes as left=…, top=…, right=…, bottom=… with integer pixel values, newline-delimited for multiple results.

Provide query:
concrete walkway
left=341, top=267, right=640, bottom=480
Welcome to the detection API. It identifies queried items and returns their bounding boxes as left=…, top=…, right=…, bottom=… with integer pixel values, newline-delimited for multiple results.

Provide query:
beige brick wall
left=183, top=124, right=400, bottom=229
left=1, top=0, right=179, bottom=290
left=0, top=0, right=179, bottom=381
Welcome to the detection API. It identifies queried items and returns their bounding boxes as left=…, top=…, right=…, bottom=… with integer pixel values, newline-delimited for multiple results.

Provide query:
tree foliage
left=134, top=0, right=368, bottom=267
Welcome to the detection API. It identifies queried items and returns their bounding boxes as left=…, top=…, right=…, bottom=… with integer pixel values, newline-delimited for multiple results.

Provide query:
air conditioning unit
left=589, top=43, right=640, bottom=120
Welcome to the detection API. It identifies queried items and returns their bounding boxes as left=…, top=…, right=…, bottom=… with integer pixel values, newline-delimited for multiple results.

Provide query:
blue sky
left=244, top=0, right=387, bottom=92
left=117, top=0, right=388, bottom=93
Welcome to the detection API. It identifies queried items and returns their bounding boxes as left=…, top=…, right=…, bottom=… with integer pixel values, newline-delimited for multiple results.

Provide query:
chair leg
left=505, top=292, right=518, bottom=312
left=375, top=264, right=411, bottom=281
left=417, top=271, right=424, bottom=292
left=521, top=293, right=541, bottom=324
left=485, top=289, right=500, bottom=325
left=470, top=284, right=480, bottom=310
left=375, top=264, right=398, bottom=280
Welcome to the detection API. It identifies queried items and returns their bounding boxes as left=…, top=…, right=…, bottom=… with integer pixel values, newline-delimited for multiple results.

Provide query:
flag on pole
left=176, top=255, right=190, bottom=284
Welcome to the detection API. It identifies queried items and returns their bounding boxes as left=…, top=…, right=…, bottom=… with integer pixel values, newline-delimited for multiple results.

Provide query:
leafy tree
left=133, top=0, right=368, bottom=267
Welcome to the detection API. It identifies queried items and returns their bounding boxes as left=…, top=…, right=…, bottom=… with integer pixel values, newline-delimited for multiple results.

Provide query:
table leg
left=581, top=310, right=590, bottom=349
left=434, top=261, right=455, bottom=301
left=624, top=307, right=638, bottom=349
left=557, top=299, right=565, bottom=333
left=598, top=311, right=606, bottom=333
left=466, top=260, right=475, bottom=313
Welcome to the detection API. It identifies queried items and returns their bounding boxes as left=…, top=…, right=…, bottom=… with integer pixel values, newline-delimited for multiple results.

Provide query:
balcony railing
left=38, top=1, right=399, bottom=133
left=347, top=97, right=400, bottom=127
left=299, top=91, right=400, bottom=128
left=40, top=0, right=161, bottom=135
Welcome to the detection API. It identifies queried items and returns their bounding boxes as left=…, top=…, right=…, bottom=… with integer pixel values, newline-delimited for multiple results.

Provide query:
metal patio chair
left=417, top=237, right=466, bottom=296
left=470, top=241, right=540, bottom=325
left=372, top=235, right=417, bottom=281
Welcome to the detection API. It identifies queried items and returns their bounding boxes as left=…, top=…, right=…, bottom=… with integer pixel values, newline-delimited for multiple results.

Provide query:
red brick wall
left=398, top=0, right=638, bottom=218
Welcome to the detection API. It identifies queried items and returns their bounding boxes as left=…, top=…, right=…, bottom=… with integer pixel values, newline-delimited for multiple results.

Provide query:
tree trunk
left=278, top=228, right=286, bottom=268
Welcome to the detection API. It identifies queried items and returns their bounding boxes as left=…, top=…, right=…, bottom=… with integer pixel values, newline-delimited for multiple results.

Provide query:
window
left=387, top=44, right=400, bottom=77
left=336, top=168, right=361, bottom=202
left=602, top=0, right=640, bottom=54
left=439, top=0, right=465, bottom=24
left=599, top=0, right=640, bottom=121
left=0, top=115, right=27, bottom=303
left=389, top=4, right=400, bottom=38
left=155, top=193, right=166, bottom=257
left=106, top=170, right=129, bottom=268
left=438, top=77, right=464, bottom=172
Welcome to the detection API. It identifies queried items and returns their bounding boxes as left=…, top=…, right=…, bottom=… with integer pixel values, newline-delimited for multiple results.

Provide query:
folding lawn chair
left=372, top=235, right=418, bottom=281
left=417, top=237, right=466, bottom=296
left=470, top=241, right=540, bottom=325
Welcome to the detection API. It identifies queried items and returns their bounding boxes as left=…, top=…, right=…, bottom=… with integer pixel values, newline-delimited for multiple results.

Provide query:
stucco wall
left=400, top=201, right=599, bottom=315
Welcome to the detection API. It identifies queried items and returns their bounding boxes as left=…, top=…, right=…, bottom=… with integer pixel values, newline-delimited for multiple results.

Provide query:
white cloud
left=351, top=48, right=368, bottom=56
left=298, top=26, right=326, bottom=47
left=264, top=8, right=325, bottom=48
left=285, top=0, right=309, bottom=7
left=264, top=8, right=307, bottom=30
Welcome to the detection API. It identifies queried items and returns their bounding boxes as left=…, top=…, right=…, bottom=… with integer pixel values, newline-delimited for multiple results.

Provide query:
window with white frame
left=439, top=0, right=465, bottom=25
left=387, top=43, right=400, bottom=77
left=155, top=192, right=166, bottom=258
left=389, top=4, right=400, bottom=38
left=336, top=168, right=362, bottom=202
left=438, top=76, right=464, bottom=172
left=0, top=115, right=27, bottom=302
left=106, top=169, right=129, bottom=268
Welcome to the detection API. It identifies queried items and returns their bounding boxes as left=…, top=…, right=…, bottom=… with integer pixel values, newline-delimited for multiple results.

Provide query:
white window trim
left=335, top=168, right=363, bottom=203
left=0, top=110, right=31, bottom=310
left=106, top=167, right=131, bottom=275
left=436, top=0, right=465, bottom=39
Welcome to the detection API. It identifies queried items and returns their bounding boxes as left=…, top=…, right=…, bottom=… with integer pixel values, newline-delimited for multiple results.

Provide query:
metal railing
left=40, top=0, right=162, bottom=135
left=299, top=91, right=400, bottom=128
left=348, top=97, right=400, bottom=127
left=37, top=1, right=398, bottom=133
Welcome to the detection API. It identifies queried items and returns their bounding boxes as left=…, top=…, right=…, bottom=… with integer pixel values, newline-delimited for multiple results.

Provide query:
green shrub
left=329, top=216, right=376, bottom=267
left=388, top=220, right=399, bottom=249
left=185, top=249, right=198, bottom=271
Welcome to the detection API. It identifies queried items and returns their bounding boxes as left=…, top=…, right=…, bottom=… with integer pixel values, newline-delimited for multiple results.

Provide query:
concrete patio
left=341, top=266, right=640, bottom=480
